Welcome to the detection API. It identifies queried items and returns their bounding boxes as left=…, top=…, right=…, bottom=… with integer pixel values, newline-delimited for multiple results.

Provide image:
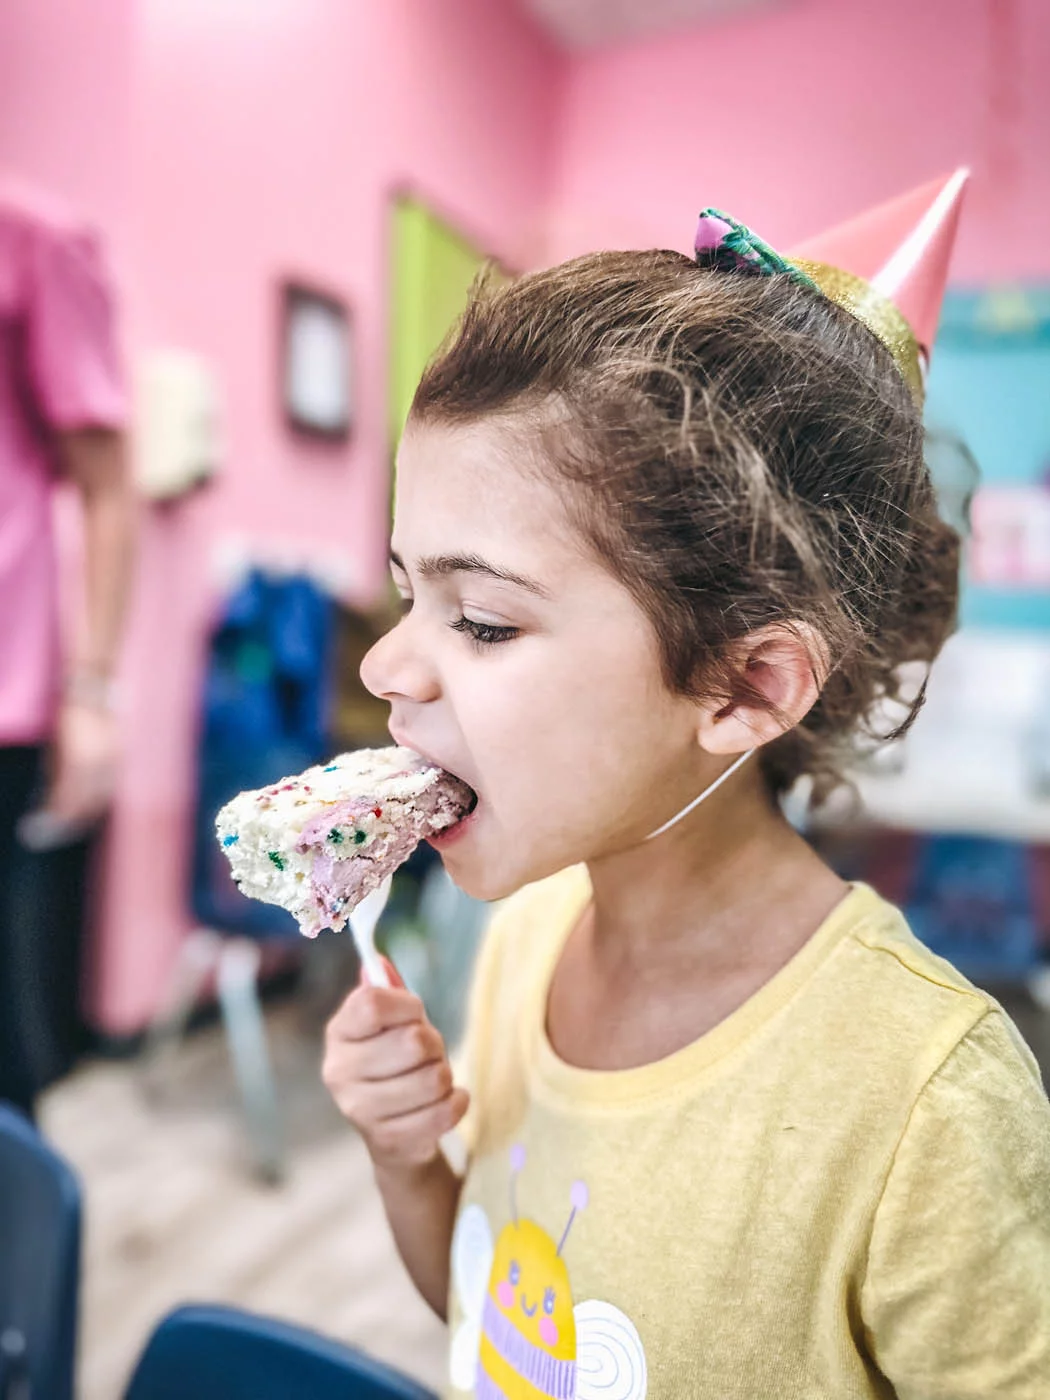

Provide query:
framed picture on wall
left=280, top=281, right=352, bottom=441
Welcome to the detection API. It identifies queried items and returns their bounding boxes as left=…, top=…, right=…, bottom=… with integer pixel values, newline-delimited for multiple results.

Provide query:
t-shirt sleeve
left=862, top=1009, right=1050, bottom=1398
left=24, top=220, right=127, bottom=432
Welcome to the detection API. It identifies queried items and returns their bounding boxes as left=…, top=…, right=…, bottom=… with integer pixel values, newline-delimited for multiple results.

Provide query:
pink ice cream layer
left=298, top=780, right=472, bottom=936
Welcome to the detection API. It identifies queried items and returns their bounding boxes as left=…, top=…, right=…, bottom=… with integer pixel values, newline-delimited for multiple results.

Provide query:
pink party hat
left=789, top=169, right=969, bottom=357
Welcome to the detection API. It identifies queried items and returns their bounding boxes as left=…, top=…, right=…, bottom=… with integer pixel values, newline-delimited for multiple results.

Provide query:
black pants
left=0, top=746, right=92, bottom=1116
left=0, top=747, right=45, bottom=1114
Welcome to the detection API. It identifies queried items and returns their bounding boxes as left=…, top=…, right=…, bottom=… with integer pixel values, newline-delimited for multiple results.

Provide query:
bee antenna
left=556, top=1181, right=589, bottom=1258
left=508, top=1143, right=526, bottom=1226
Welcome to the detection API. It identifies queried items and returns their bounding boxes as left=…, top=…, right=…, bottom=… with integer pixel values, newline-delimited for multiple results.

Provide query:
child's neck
left=547, top=771, right=847, bottom=1071
left=590, top=767, right=842, bottom=969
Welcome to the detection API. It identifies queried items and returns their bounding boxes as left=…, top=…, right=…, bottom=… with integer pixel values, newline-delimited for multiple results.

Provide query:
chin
left=440, top=858, right=521, bottom=904
left=440, top=845, right=575, bottom=905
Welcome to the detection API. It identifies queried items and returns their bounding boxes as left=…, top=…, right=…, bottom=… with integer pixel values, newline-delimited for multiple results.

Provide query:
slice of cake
left=216, top=746, right=474, bottom=937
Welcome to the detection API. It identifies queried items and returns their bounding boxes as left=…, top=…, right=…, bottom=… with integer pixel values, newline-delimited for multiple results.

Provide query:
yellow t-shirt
left=444, top=867, right=1050, bottom=1399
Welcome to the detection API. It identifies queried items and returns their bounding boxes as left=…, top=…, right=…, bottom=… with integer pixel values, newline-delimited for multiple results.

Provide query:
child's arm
left=862, top=1009, right=1050, bottom=1396
left=372, top=1156, right=463, bottom=1318
left=323, top=974, right=468, bottom=1319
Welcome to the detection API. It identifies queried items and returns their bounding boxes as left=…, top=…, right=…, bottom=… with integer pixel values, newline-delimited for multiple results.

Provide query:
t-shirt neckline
left=529, top=875, right=879, bottom=1110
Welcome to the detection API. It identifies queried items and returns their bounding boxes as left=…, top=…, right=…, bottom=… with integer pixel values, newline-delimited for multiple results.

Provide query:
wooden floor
left=40, top=999, right=448, bottom=1400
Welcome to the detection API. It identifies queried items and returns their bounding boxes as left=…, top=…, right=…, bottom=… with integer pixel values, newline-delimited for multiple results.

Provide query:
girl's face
left=360, top=418, right=711, bottom=900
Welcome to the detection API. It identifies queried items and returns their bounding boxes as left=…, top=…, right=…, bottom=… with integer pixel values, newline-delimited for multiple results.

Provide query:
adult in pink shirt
left=0, top=179, right=135, bottom=1116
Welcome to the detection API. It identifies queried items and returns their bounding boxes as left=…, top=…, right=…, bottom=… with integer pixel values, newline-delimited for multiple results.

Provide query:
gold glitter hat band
left=790, top=257, right=925, bottom=402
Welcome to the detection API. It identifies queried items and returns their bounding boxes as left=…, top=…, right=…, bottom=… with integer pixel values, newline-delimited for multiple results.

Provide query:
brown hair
left=411, top=250, right=960, bottom=805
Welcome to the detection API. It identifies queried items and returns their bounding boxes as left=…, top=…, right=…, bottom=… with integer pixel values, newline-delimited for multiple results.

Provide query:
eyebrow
left=389, top=549, right=551, bottom=598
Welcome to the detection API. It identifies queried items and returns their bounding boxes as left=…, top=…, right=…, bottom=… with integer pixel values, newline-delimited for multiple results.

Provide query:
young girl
left=323, top=173, right=1050, bottom=1398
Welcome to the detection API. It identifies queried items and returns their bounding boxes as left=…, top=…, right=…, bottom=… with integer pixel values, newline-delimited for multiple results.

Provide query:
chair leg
left=140, top=928, right=223, bottom=1100
left=217, top=939, right=284, bottom=1184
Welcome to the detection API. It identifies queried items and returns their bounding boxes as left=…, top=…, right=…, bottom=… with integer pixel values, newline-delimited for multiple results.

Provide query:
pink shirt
left=0, top=181, right=126, bottom=744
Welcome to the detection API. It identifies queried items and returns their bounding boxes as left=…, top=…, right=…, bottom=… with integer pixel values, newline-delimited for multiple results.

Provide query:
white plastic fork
left=348, top=874, right=394, bottom=987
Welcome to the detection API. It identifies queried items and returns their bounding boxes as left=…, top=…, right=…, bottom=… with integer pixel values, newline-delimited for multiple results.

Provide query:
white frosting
left=215, top=746, right=468, bottom=934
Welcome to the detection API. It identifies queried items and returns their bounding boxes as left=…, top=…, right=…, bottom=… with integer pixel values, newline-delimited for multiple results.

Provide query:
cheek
left=440, top=635, right=694, bottom=893
left=539, top=1316, right=559, bottom=1348
left=497, top=1281, right=515, bottom=1310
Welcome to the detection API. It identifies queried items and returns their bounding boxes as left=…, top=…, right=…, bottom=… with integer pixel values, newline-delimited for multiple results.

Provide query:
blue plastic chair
left=123, top=1303, right=438, bottom=1400
left=0, top=1102, right=81, bottom=1400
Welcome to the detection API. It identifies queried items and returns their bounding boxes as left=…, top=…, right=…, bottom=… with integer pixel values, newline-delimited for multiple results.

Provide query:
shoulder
left=785, top=884, right=1045, bottom=1134
left=0, top=179, right=58, bottom=228
left=917, top=1004, right=1048, bottom=1135
left=845, top=884, right=992, bottom=997
left=838, top=884, right=1015, bottom=1062
left=0, top=179, right=95, bottom=256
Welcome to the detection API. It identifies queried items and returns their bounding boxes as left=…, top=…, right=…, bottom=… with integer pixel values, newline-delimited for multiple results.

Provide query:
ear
left=697, top=623, right=829, bottom=756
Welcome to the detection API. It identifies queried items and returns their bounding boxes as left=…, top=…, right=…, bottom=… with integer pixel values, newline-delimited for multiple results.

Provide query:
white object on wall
left=969, top=484, right=1050, bottom=588
left=134, top=350, right=223, bottom=501
left=210, top=530, right=366, bottom=604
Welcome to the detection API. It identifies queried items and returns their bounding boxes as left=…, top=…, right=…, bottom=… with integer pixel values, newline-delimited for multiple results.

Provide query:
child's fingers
left=368, top=1088, right=470, bottom=1165
left=361, top=1020, right=447, bottom=1080
left=326, top=983, right=424, bottom=1042
left=324, top=1019, right=446, bottom=1089
left=351, top=1058, right=456, bottom=1124
left=324, top=1052, right=458, bottom=1129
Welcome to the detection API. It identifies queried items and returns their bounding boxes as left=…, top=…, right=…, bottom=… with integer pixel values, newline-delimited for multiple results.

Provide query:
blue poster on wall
left=926, top=286, right=1050, bottom=632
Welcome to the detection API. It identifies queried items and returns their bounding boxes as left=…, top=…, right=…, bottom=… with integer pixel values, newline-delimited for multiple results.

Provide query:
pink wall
left=548, top=0, right=1050, bottom=282
left=84, top=0, right=562, bottom=1032
left=0, top=0, right=136, bottom=271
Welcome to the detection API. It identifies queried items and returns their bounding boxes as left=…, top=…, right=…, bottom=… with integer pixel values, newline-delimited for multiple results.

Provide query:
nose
left=360, top=617, right=441, bottom=706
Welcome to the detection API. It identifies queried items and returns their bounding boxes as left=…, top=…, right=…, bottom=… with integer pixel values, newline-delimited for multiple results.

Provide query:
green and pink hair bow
left=693, top=209, right=818, bottom=291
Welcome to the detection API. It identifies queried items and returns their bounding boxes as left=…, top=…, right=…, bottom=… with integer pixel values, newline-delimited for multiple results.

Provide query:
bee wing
left=449, top=1315, right=483, bottom=1393
left=573, top=1299, right=648, bottom=1400
left=451, top=1203, right=493, bottom=1322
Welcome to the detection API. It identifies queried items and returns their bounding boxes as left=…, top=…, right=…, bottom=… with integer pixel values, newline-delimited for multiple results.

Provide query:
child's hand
left=322, top=964, right=469, bottom=1172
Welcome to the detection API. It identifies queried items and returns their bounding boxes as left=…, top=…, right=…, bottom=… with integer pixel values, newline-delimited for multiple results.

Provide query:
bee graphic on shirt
left=450, top=1145, right=647, bottom=1400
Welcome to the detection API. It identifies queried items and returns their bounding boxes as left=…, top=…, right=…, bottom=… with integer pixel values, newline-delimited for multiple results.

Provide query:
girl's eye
left=509, top=1261, right=521, bottom=1286
left=543, top=1287, right=556, bottom=1315
left=450, top=617, right=520, bottom=648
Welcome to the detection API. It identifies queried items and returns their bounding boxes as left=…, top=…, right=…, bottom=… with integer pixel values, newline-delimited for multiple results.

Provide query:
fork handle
left=357, top=939, right=391, bottom=989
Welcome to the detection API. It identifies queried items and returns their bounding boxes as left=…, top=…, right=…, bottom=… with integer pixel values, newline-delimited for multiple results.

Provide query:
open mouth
left=428, top=756, right=478, bottom=822
left=427, top=781, right=480, bottom=848
left=443, top=783, right=479, bottom=830
left=396, top=742, right=478, bottom=835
